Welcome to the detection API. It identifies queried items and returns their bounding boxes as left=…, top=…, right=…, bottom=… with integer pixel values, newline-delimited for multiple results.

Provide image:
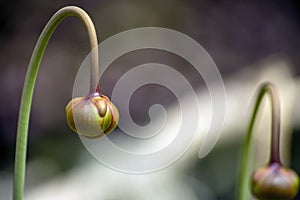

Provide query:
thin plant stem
left=237, top=82, right=281, bottom=200
left=13, top=6, right=98, bottom=200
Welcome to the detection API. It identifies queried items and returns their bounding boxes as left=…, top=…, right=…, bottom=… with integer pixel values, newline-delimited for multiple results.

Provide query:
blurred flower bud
left=65, top=93, right=119, bottom=138
left=251, top=163, right=299, bottom=200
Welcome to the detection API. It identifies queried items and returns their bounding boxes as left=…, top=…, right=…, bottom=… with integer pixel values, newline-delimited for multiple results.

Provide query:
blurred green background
left=1, top=0, right=300, bottom=199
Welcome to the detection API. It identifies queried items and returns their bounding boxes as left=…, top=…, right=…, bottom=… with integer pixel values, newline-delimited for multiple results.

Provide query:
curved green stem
left=237, top=82, right=281, bottom=200
left=13, top=6, right=99, bottom=200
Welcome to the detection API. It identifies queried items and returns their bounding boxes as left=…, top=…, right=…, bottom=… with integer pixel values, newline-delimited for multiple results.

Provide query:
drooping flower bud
left=251, top=163, right=299, bottom=200
left=65, top=93, right=119, bottom=138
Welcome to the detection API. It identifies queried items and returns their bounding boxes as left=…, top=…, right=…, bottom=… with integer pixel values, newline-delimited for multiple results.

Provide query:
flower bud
left=251, top=163, right=299, bottom=200
left=65, top=93, right=119, bottom=138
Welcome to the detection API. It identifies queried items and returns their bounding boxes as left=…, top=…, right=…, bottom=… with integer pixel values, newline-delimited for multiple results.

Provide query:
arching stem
left=237, top=82, right=281, bottom=200
left=13, top=6, right=99, bottom=200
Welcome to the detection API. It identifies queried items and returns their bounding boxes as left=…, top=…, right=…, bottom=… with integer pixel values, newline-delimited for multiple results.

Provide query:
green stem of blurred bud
left=237, top=82, right=282, bottom=200
left=13, top=6, right=99, bottom=200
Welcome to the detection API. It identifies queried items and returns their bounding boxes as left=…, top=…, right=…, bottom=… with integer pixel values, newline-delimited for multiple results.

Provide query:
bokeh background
left=1, top=0, right=300, bottom=199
